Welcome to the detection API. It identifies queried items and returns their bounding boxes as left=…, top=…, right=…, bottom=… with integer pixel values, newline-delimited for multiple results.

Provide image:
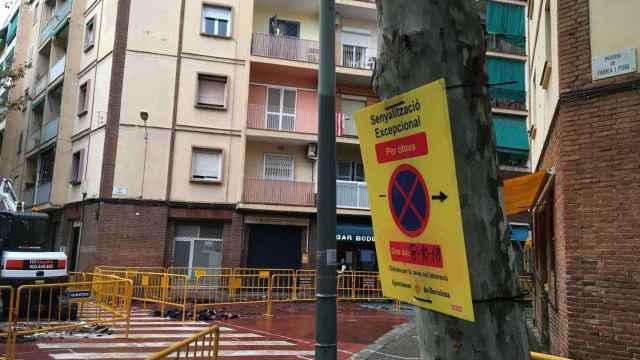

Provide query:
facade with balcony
left=239, top=1, right=378, bottom=270
left=484, top=0, right=531, bottom=266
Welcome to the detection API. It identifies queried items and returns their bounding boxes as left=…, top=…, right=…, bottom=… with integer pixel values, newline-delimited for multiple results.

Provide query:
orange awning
left=502, top=170, right=549, bottom=216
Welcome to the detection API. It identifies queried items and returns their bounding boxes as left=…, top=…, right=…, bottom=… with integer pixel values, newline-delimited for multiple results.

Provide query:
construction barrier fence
left=1, top=273, right=133, bottom=360
left=145, top=325, right=220, bottom=360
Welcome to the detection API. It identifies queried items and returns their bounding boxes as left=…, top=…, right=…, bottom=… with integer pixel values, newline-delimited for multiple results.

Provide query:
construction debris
left=19, top=323, right=113, bottom=341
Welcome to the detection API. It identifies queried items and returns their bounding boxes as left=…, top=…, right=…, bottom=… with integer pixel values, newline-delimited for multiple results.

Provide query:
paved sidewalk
left=349, top=319, right=420, bottom=360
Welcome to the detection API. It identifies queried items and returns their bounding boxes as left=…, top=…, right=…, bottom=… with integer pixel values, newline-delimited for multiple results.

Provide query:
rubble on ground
left=18, top=323, right=113, bottom=341
left=151, top=308, right=238, bottom=321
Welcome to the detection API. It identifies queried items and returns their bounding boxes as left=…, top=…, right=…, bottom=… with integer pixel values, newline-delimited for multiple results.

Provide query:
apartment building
left=0, top=0, right=532, bottom=275
left=525, top=0, right=640, bottom=358
left=482, top=0, right=531, bottom=266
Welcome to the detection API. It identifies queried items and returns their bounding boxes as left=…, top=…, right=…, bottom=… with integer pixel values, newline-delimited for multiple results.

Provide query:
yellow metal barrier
left=95, top=266, right=166, bottom=274
left=167, top=267, right=233, bottom=279
left=119, top=271, right=189, bottom=320
left=519, top=275, right=533, bottom=301
left=0, top=286, right=15, bottom=360
left=530, top=352, right=571, bottom=360
left=12, top=273, right=132, bottom=343
left=145, top=325, right=220, bottom=360
left=193, top=274, right=271, bottom=320
left=337, top=273, right=387, bottom=301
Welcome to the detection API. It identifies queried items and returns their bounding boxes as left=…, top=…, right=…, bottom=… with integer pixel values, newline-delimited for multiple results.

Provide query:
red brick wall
left=539, top=1, right=640, bottom=358
left=222, top=212, right=243, bottom=267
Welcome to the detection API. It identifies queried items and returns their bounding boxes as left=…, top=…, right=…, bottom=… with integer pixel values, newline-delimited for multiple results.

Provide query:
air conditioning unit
left=306, top=143, right=318, bottom=159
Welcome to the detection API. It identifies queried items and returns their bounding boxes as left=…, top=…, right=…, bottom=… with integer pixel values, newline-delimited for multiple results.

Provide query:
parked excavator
left=0, top=178, right=68, bottom=318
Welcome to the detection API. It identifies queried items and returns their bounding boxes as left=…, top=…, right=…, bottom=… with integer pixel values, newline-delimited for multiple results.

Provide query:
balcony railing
left=251, top=33, right=376, bottom=70
left=247, top=104, right=359, bottom=138
left=252, top=33, right=320, bottom=64
left=485, top=33, right=526, bottom=57
left=48, top=55, right=66, bottom=84
left=342, top=113, right=357, bottom=137
left=34, top=181, right=51, bottom=205
left=489, top=88, right=526, bottom=111
left=243, top=178, right=316, bottom=207
left=41, top=117, right=59, bottom=143
left=26, top=117, right=59, bottom=152
left=341, top=44, right=376, bottom=70
left=32, top=74, right=48, bottom=98
left=39, top=0, right=73, bottom=44
left=22, top=187, right=34, bottom=208
left=26, top=128, right=41, bottom=152
left=336, top=181, right=369, bottom=209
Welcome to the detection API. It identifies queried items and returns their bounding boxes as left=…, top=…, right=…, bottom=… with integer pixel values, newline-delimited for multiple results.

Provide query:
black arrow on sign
left=431, top=192, right=448, bottom=202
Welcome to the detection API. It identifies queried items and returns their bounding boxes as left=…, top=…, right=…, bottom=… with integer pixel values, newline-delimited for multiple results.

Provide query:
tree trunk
left=373, top=1, right=530, bottom=359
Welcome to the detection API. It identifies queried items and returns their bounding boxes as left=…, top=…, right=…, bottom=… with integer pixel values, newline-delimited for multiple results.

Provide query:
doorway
left=246, top=224, right=302, bottom=269
left=172, top=223, right=224, bottom=277
left=68, top=221, right=81, bottom=271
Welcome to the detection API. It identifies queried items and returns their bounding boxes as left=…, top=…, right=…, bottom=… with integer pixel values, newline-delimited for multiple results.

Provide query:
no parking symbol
left=388, top=164, right=430, bottom=237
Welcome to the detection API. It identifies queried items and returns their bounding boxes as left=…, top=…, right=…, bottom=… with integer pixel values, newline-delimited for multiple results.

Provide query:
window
left=266, top=87, right=296, bottom=131
left=269, top=17, right=300, bottom=38
left=201, top=5, right=231, bottom=37
left=336, top=161, right=365, bottom=182
left=70, top=150, right=84, bottom=185
left=84, top=16, right=95, bottom=51
left=197, top=74, right=227, bottom=109
left=173, top=222, right=223, bottom=275
left=77, top=80, right=90, bottom=116
left=191, top=148, right=222, bottom=182
left=264, top=154, right=293, bottom=181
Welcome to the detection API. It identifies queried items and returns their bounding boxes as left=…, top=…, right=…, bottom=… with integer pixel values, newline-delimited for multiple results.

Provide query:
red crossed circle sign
left=388, top=164, right=430, bottom=237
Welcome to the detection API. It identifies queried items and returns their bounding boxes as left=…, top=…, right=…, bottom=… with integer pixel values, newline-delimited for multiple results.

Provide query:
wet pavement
left=6, top=302, right=409, bottom=359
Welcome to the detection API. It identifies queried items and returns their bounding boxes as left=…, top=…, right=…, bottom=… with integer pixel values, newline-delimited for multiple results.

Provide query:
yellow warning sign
left=354, top=79, right=474, bottom=321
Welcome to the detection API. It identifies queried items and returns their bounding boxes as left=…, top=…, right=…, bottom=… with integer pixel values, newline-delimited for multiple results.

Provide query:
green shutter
left=6, top=10, right=19, bottom=44
left=487, top=57, right=525, bottom=91
left=493, top=115, right=529, bottom=154
left=486, top=1, right=525, bottom=37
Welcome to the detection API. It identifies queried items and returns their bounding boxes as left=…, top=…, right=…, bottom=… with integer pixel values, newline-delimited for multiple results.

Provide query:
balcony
left=489, top=88, right=526, bottom=112
left=22, top=187, right=34, bottom=208
left=243, top=178, right=316, bottom=207
left=26, top=117, right=58, bottom=152
left=41, top=117, right=59, bottom=143
left=26, top=128, right=42, bottom=152
left=39, top=0, right=72, bottom=45
left=252, top=33, right=320, bottom=64
left=48, top=55, right=66, bottom=84
left=22, top=180, right=51, bottom=208
left=34, top=181, right=51, bottom=206
left=247, top=104, right=359, bottom=138
left=32, top=73, right=49, bottom=98
left=336, top=181, right=369, bottom=209
left=341, top=44, right=376, bottom=70
left=251, top=33, right=376, bottom=70
left=485, top=33, right=526, bottom=57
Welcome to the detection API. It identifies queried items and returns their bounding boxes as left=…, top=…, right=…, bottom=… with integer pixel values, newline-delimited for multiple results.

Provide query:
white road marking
left=115, top=326, right=212, bottom=331
left=50, top=350, right=316, bottom=359
left=90, top=332, right=264, bottom=339
left=38, top=340, right=294, bottom=349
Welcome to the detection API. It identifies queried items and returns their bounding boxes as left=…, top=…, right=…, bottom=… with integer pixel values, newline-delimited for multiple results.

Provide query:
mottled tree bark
left=373, top=1, right=530, bottom=359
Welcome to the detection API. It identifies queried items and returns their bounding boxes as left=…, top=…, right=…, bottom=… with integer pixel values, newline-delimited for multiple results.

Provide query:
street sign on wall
left=354, top=79, right=474, bottom=322
left=592, top=48, right=637, bottom=81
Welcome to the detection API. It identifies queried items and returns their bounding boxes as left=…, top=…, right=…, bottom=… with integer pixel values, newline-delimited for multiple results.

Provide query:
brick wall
left=545, top=1, right=640, bottom=358
left=222, top=212, right=243, bottom=267
left=95, top=202, right=168, bottom=268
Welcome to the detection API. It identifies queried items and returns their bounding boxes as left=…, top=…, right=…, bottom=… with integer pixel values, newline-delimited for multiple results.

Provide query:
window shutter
left=203, top=6, right=230, bottom=21
left=341, top=29, right=370, bottom=47
left=192, top=150, right=221, bottom=180
left=198, top=76, right=226, bottom=107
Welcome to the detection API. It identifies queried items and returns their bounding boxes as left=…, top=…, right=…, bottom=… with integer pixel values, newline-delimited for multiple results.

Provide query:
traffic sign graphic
left=355, top=79, right=474, bottom=321
left=388, top=164, right=430, bottom=237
